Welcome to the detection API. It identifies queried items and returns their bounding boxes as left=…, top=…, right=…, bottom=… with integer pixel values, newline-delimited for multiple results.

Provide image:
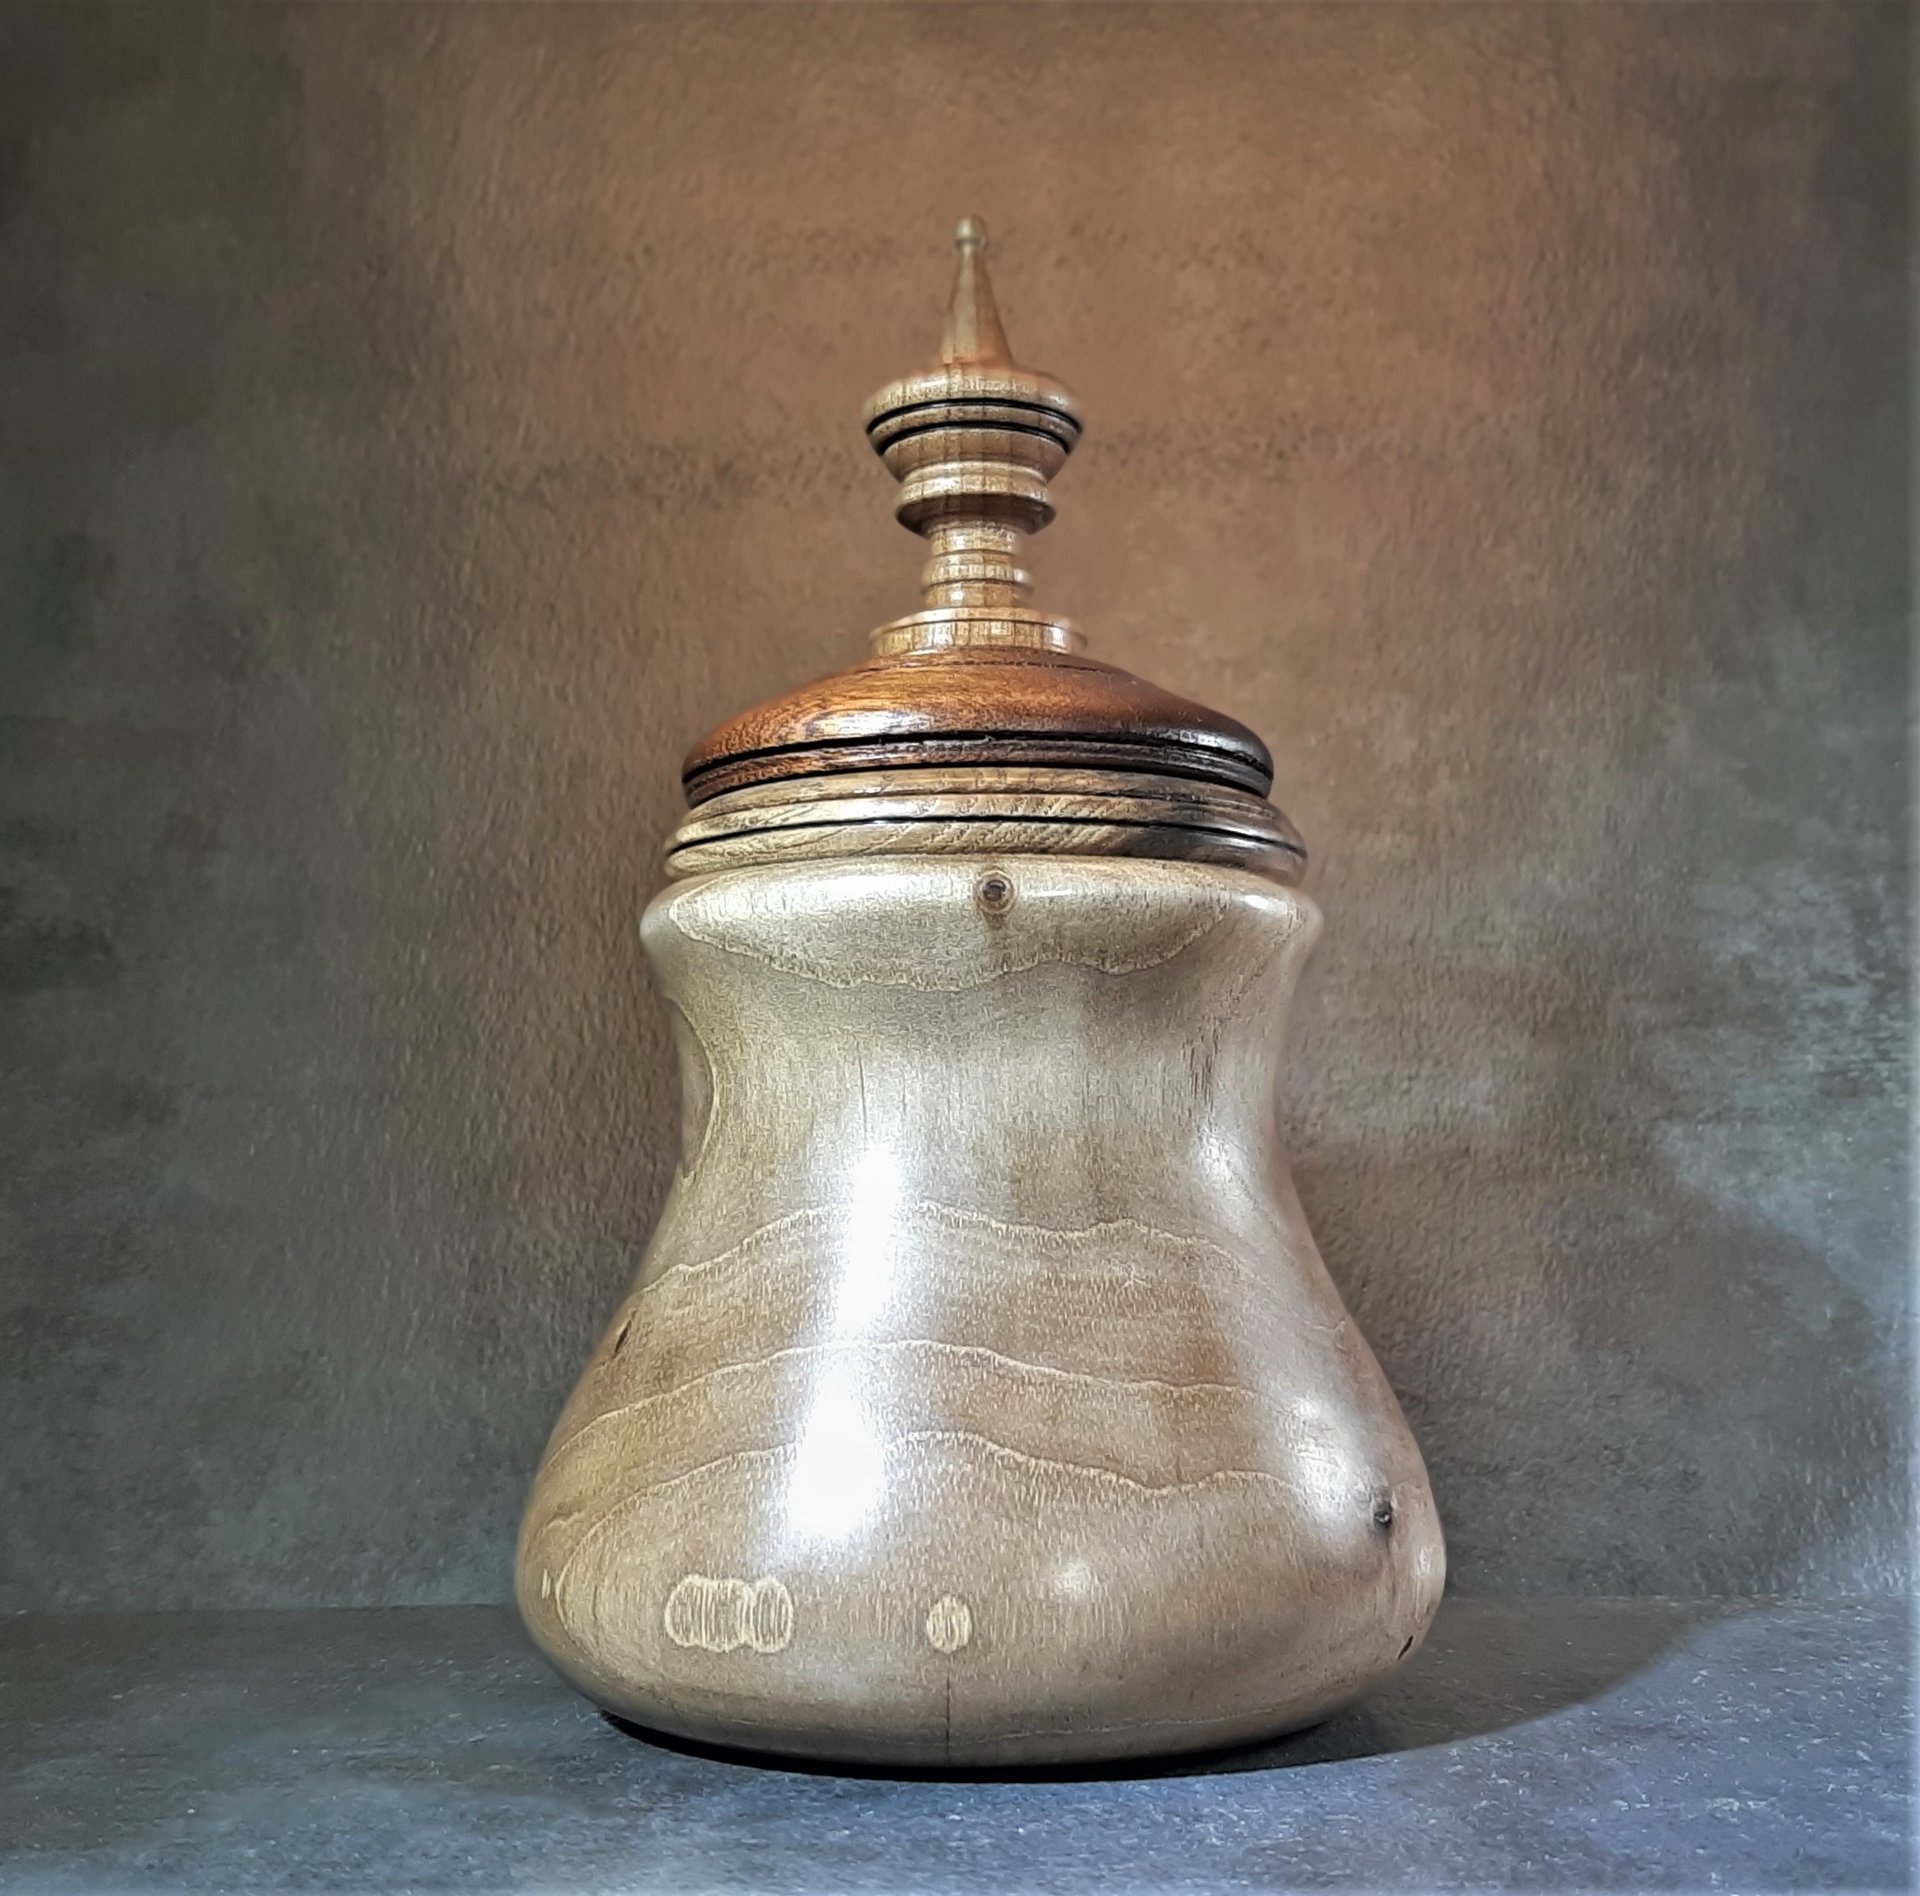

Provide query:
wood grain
left=517, top=858, right=1445, bottom=1766
left=681, top=646, right=1276, bottom=805
left=667, top=763, right=1305, bottom=883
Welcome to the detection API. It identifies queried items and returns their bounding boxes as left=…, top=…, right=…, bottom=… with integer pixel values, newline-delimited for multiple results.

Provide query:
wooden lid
left=682, top=647, right=1274, bottom=803
left=683, top=220, right=1277, bottom=810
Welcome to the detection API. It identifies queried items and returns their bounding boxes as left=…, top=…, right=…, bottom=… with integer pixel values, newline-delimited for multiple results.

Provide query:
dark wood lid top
left=684, top=646, right=1272, bottom=803
left=682, top=220, right=1281, bottom=814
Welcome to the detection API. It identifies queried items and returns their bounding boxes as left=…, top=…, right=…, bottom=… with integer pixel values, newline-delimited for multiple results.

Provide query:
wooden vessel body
left=516, top=855, right=1444, bottom=1765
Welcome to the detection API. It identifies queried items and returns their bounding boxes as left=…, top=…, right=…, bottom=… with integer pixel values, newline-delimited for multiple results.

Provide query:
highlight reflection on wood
left=517, top=219, right=1444, bottom=1764
left=517, top=860, right=1443, bottom=1765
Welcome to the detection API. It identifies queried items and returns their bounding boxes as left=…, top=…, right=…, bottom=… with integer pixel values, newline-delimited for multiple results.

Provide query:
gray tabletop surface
left=0, top=1598, right=1908, bottom=1893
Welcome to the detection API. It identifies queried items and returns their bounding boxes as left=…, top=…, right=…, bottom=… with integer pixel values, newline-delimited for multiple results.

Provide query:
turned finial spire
left=940, top=218, right=1012, bottom=368
left=863, top=218, right=1084, bottom=656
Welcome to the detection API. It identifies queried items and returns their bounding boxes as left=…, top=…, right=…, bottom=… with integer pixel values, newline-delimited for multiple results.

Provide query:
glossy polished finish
left=518, top=859, right=1443, bottom=1764
left=680, top=646, right=1276, bottom=806
left=519, top=221, right=1444, bottom=1763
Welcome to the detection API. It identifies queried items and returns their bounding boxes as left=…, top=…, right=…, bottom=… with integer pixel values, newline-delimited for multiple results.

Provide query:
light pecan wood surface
left=519, top=220, right=1443, bottom=1764
left=517, top=858, right=1444, bottom=1765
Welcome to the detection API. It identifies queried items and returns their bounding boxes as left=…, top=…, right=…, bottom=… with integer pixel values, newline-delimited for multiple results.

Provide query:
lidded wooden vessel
left=517, top=222, right=1444, bottom=1767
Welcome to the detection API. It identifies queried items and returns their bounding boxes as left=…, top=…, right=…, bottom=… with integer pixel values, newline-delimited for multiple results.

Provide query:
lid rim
left=683, top=733, right=1278, bottom=806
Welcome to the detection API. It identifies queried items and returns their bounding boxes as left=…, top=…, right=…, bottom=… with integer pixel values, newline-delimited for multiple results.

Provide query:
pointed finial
left=861, top=221, right=1084, bottom=655
left=940, top=217, right=1012, bottom=368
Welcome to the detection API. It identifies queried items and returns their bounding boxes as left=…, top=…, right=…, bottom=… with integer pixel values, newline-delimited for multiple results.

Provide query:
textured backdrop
left=0, top=2, right=1907, bottom=1608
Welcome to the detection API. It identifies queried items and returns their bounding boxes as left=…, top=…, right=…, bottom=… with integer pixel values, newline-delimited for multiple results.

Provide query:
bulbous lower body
left=518, top=856, right=1443, bottom=1765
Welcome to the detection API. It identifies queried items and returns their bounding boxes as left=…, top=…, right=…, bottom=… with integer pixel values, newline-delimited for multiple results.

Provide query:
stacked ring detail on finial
left=678, top=217, right=1287, bottom=846
left=864, top=218, right=1082, bottom=548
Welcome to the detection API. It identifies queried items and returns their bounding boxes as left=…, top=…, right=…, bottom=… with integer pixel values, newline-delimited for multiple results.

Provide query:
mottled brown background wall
left=0, top=2, right=1906, bottom=1609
